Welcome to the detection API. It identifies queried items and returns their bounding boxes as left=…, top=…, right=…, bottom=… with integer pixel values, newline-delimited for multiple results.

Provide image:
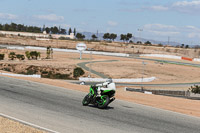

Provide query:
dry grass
left=0, top=116, right=46, bottom=133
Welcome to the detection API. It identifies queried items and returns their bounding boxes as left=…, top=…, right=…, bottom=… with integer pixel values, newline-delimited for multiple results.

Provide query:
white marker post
left=76, top=43, right=87, bottom=60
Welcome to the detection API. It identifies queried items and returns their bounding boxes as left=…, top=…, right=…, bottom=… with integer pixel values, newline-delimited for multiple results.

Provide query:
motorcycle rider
left=96, top=79, right=116, bottom=97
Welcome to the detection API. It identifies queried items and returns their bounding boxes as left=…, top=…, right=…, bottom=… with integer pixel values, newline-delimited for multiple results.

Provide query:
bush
left=9, top=52, right=16, bottom=60
left=41, top=71, right=69, bottom=79
left=73, top=67, right=85, bottom=78
left=16, top=54, right=25, bottom=60
left=0, top=54, right=4, bottom=60
left=29, top=51, right=40, bottom=60
left=25, top=51, right=31, bottom=59
left=189, top=85, right=200, bottom=94
left=59, top=37, right=67, bottom=40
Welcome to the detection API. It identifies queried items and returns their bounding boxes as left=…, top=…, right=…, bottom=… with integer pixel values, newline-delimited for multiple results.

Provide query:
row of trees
left=0, top=23, right=41, bottom=33
left=120, top=33, right=132, bottom=42
left=0, top=22, right=76, bottom=35
left=103, top=33, right=117, bottom=41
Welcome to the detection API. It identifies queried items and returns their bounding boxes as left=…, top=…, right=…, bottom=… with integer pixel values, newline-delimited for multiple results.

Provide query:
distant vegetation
left=25, top=51, right=41, bottom=60
left=73, top=67, right=85, bottom=78
left=189, top=85, right=200, bottom=94
left=0, top=54, right=4, bottom=60
left=0, top=22, right=75, bottom=35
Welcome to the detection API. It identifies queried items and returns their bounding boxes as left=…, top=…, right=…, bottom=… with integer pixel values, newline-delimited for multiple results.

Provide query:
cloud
left=172, top=0, right=200, bottom=7
left=144, top=24, right=180, bottom=36
left=188, top=32, right=200, bottom=38
left=34, top=14, right=64, bottom=22
left=171, top=0, right=200, bottom=14
left=107, top=21, right=118, bottom=26
left=144, top=23, right=200, bottom=41
left=148, top=31, right=180, bottom=36
left=0, top=13, right=18, bottom=20
left=144, top=24, right=177, bottom=31
left=150, top=6, right=169, bottom=11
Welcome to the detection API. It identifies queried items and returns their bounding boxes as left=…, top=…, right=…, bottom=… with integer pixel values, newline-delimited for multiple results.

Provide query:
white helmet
left=106, top=78, right=113, bottom=83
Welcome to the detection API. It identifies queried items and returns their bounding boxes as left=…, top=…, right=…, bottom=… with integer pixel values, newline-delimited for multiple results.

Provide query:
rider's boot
left=97, top=87, right=101, bottom=97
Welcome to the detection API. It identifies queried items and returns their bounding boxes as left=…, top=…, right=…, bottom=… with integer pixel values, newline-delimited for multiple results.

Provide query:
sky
left=1, top=0, right=200, bottom=45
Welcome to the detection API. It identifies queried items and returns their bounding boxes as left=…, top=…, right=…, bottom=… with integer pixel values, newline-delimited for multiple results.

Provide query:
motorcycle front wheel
left=82, top=94, right=91, bottom=106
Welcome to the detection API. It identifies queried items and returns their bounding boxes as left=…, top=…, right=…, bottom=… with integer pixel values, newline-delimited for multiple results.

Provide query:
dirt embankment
left=0, top=116, right=46, bottom=133
left=0, top=63, right=74, bottom=79
left=1, top=36, right=200, bottom=58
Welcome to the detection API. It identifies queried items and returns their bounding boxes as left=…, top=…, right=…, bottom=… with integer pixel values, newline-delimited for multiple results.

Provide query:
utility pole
left=168, top=36, right=170, bottom=46
left=138, top=29, right=143, bottom=44
left=141, top=61, right=147, bottom=91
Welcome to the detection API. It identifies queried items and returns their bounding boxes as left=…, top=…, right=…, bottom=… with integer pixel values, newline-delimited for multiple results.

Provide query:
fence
left=125, top=88, right=200, bottom=99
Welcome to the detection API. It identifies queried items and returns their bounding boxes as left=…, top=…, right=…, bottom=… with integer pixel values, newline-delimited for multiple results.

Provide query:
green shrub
left=59, top=37, right=67, bottom=40
left=30, top=51, right=40, bottom=60
left=0, top=54, right=4, bottom=60
left=3, top=67, right=11, bottom=72
left=9, top=52, right=16, bottom=60
left=189, top=85, right=200, bottom=94
left=41, top=71, right=69, bottom=79
left=16, top=54, right=25, bottom=60
left=25, top=51, right=31, bottom=59
left=73, top=67, right=85, bottom=78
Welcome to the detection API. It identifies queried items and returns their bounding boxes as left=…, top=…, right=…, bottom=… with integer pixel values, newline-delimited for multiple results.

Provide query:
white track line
left=0, top=113, right=59, bottom=133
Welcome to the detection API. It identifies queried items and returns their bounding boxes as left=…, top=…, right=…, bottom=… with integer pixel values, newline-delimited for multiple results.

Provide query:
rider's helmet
left=106, top=78, right=113, bottom=83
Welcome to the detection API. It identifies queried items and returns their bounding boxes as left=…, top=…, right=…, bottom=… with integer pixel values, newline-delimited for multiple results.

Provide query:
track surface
left=0, top=76, right=200, bottom=133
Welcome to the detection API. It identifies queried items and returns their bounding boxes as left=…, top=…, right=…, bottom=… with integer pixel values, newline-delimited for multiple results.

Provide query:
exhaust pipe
left=109, top=97, right=115, bottom=103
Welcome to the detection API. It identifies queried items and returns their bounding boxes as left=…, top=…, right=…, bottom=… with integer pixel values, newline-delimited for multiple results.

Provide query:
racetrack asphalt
left=0, top=76, right=200, bottom=133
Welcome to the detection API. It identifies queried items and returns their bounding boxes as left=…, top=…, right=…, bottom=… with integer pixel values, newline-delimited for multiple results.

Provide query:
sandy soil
left=89, top=58, right=200, bottom=85
left=1, top=36, right=200, bottom=58
left=1, top=49, right=200, bottom=86
left=0, top=116, right=46, bottom=133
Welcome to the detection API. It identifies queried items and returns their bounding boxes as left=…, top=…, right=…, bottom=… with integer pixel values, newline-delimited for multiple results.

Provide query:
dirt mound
left=0, top=63, right=77, bottom=79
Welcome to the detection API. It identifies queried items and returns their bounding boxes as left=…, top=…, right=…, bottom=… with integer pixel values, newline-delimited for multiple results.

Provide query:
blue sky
left=1, top=0, right=200, bottom=45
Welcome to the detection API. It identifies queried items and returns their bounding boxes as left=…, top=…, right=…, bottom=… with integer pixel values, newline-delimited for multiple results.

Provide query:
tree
left=60, top=28, right=66, bottom=34
left=73, top=67, right=85, bottom=78
left=181, top=44, right=185, bottom=48
left=120, top=34, right=126, bottom=42
left=145, top=41, right=152, bottom=45
left=30, top=51, right=40, bottom=60
left=127, top=33, right=132, bottom=40
left=68, top=28, right=72, bottom=35
left=103, top=33, right=110, bottom=40
left=16, top=54, right=25, bottom=60
left=45, top=27, right=50, bottom=34
left=91, top=34, right=98, bottom=40
left=25, top=51, right=31, bottom=60
left=42, top=25, right=46, bottom=32
left=110, top=33, right=117, bottom=41
left=51, top=26, right=59, bottom=34
left=76, top=33, right=85, bottom=40
left=189, top=85, right=200, bottom=94
left=185, top=45, right=189, bottom=49
left=73, top=28, right=76, bottom=36
left=0, top=24, right=2, bottom=30
left=0, top=54, right=4, bottom=60
left=9, top=52, right=16, bottom=60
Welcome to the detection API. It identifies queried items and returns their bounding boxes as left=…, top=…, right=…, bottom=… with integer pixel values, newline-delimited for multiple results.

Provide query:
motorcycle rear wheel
left=98, top=95, right=110, bottom=109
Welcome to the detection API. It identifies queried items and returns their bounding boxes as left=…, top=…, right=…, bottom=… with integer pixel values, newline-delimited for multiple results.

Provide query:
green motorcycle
left=82, top=85, right=116, bottom=109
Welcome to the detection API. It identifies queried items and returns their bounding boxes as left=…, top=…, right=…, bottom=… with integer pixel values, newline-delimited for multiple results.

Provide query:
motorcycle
left=82, top=85, right=115, bottom=109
